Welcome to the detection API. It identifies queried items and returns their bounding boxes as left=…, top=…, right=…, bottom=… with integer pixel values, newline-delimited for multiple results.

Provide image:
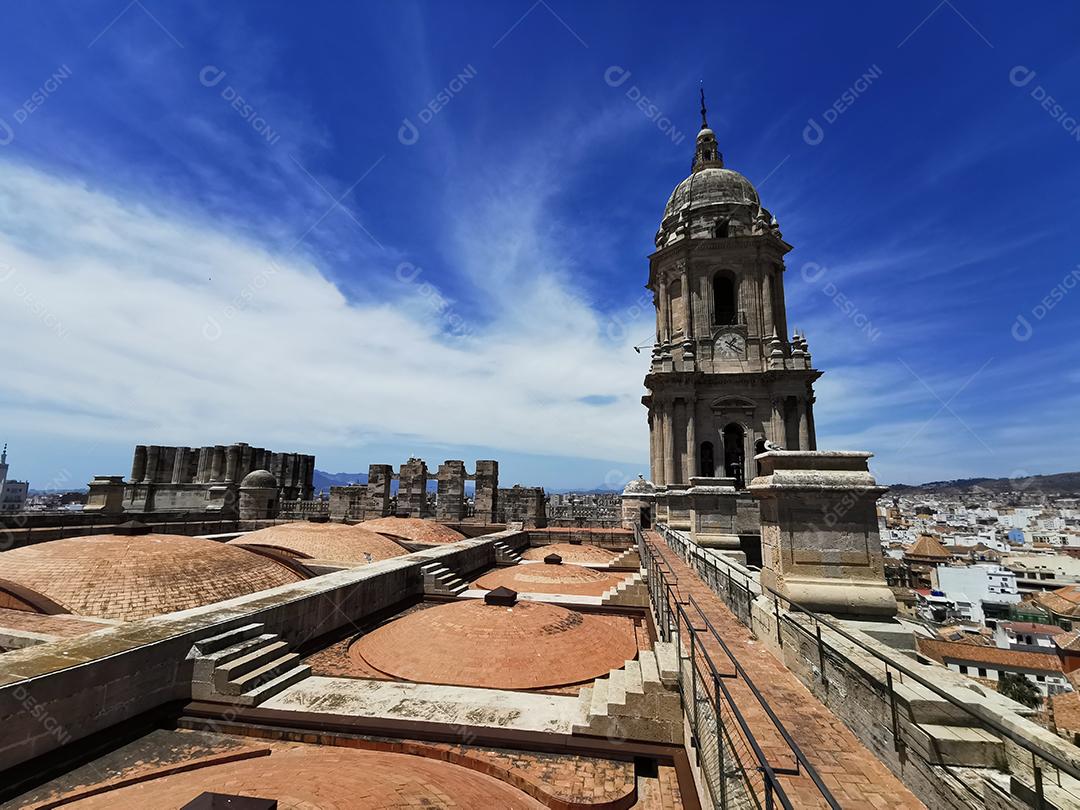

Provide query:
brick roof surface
left=0, top=534, right=304, bottom=622
left=357, top=517, right=466, bottom=545
left=1051, top=690, right=1080, bottom=735
left=351, top=599, right=639, bottom=690
left=472, top=563, right=628, bottom=596
left=521, top=542, right=619, bottom=564
left=59, top=744, right=547, bottom=809
left=906, top=535, right=950, bottom=559
left=228, top=521, right=406, bottom=564
left=917, top=637, right=1063, bottom=673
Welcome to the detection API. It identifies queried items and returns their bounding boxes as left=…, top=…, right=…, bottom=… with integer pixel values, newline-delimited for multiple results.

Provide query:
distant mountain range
left=889, top=471, right=1080, bottom=498
left=311, top=470, right=622, bottom=496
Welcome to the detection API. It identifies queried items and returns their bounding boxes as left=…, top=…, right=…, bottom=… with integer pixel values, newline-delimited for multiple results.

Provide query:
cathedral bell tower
left=644, top=93, right=821, bottom=490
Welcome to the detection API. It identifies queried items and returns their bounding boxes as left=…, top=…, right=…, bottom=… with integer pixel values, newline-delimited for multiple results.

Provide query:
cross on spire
left=700, top=83, right=708, bottom=129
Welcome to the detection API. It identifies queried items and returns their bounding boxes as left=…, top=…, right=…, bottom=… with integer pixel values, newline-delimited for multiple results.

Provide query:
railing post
left=690, top=623, right=699, bottom=761
left=1033, top=752, right=1045, bottom=810
left=714, top=672, right=727, bottom=809
left=886, top=668, right=903, bottom=754
left=774, top=595, right=783, bottom=649
left=816, top=623, right=827, bottom=687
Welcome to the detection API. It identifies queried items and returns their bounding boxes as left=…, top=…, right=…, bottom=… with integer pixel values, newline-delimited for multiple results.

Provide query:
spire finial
left=699, top=83, right=708, bottom=130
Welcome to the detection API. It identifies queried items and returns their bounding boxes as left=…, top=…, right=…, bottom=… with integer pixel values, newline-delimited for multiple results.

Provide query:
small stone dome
left=240, top=469, right=277, bottom=489
left=358, top=517, right=465, bottom=545
left=520, top=542, right=619, bottom=564
left=663, top=167, right=760, bottom=222
left=622, top=475, right=656, bottom=497
left=473, top=563, right=628, bottom=596
left=227, top=521, right=406, bottom=564
left=350, top=600, right=638, bottom=689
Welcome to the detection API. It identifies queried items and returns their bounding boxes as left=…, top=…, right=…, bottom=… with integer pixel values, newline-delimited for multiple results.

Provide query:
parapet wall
left=0, top=529, right=523, bottom=773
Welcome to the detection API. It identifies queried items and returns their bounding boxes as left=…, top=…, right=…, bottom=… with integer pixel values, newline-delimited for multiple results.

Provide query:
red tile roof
left=357, top=517, right=466, bottom=545
left=229, top=521, right=406, bottom=564
left=917, top=637, right=1063, bottom=673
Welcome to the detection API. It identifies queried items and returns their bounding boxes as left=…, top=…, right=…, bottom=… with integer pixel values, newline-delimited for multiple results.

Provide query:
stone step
left=607, top=669, right=627, bottom=706
left=639, top=651, right=661, bottom=687
left=588, top=678, right=610, bottom=717
left=191, top=623, right=265, bottom=656
left=419, top=562, right=445, bottom=574
left=220, top=651, right=301, bottom=695
left=213, top=640, right=290, bottom=690
left=892, top=680, right=985, bottom=727
left=623, top=660, right=645, bottom=694
left=655, top=641, right=679, bottom=688
left=902, top=720, right=1005, bottom=768
left=193, top=633, right=278, bottom=681
left=576, top=684, right=594, bottom=712
left=241, top=663, right=312, bottom=704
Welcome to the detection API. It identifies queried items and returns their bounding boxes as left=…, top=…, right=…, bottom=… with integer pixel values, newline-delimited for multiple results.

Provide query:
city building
left=0, top=445, right=28, bottom=514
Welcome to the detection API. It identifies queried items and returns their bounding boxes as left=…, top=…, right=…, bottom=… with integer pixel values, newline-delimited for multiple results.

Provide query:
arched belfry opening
left=713, top=274, right=737, bottom=325
left=699, top=441, right=715, bottom=478
left=722, top=423, right=745, bottom=489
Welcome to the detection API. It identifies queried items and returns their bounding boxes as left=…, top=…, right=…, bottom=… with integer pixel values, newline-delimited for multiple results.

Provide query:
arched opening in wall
left=713, top=273, right=737, bottom=326
left=754, top=437, right=768, bottom=479
left=699, top=441, right=715, bottom=478
left=640, top=506, right=652, bottom=529
left=723, top=424, right=745, bottom=489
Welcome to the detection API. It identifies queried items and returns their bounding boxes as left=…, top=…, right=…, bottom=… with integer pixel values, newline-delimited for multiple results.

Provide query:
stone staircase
left=572, top=642, right=682, bottom=743
left=610, top=547, right=641, bottom=568
left=493, top=540, right=523, bottom=564
left=189, top=623, right=311, bottom=706
left=600, top=573, right=649, bottom=607
left=420, top=562, right=468, bottom=596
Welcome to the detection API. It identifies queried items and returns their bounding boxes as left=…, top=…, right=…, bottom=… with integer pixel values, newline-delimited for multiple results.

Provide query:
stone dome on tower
left=655, top=90, right=779, bottom=249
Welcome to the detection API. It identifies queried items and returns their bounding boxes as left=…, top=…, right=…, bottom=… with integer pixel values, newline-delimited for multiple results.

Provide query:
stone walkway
left=261, top=676, right=584, bottom=733
left=645, top=532, right=925, bottom=810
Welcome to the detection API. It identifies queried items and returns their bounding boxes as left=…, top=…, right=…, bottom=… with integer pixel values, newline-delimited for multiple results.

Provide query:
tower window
left=715, top=218, right=729, bottom=238
left=723, top=423, right=745, bottom=488
left=713, top=274, right=737, bottom=325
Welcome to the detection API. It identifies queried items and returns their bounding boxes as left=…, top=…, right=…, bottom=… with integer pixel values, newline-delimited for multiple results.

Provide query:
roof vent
left=544, top=553, right=563, bottom=565
left=306, top=515, right=330, bottom=524
left=484, top=586, right=518, bottom=606
left=113, top=520, right=152, bottom=536
left=569, top=537, right=583, bottom=545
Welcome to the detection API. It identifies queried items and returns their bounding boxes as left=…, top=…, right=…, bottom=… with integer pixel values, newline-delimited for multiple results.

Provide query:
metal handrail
left=639, top=526, right=841, bottom=810
left=656, top=523, right=1080, bottom=788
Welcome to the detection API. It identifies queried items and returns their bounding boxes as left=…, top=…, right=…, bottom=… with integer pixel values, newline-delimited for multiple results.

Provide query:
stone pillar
left=807, top=397, right=818, bottom=450
left=749, top=450, right=896, bottom=617
left=211, top=445, right=226, bottom=482
left=688, top=476, right=742, bottom=556
left=659, top=284, right=670, bottom=344
left=130, top=446, right=147, bottom=483
left=195, top=447, right=209, bottom=483
left=84, top=476, right=125, bottom=514
left=473, top=460, right=499, bottom=522
left=662, top=403, right=675, bottom=486
left=684, top=399, right=696, bottom=481
left=762, top=274, right=774, bottom=338
left=653, top=408, right=666, bottom=486
left=238, top=443, right=253, bottom=480
left=797, top=400, right=809, bottom=450
left=365, top=464, right=393, bottom=518
left=143, top=445, right=160, bottom=484
left=225, top=444, right=240, bottom=483
left=171, top=447, right=188, bottom=484
left=436, top=460, right=466, bottom=522
left=397, top=458, right=428, bottom=518
left=680, top=264, right=693, bottom=352
left=770, top=398, right=784, bottom=446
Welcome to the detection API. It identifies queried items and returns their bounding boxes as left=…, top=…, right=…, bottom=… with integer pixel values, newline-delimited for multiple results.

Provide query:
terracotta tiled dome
left=65, top=745, right=545, bottom=809
left=351, top=600, right=638, bottom=689
left=473, top=563, right=627, bottom=596
left=358, top=516, right=465, bottom=545
left=228, top=521, right=406, bottom=564
left=521, top=543, right=619, bottom=564
left=0, top=534, right=304, bottom=622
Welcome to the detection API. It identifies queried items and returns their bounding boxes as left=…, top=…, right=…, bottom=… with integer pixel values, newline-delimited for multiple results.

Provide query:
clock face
left=716, top=332, right=746, bottom=358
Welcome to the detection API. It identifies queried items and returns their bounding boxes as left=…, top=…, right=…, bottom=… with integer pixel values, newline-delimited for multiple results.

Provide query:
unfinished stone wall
left=498, top=486, right=547, bottom=528
left=436, top=460, right=467, bottom=522
left=397, top=458, right=429, bottom=518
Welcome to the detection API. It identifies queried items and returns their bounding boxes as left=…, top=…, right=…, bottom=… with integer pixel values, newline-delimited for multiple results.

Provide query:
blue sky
left=1, top=1, right=1078, bottom=490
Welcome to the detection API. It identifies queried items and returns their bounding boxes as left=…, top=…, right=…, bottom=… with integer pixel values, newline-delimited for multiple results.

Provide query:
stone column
left=143, top=445, right=160, bottom=484
left=807, top=397, right=818, bottom=450
left=398, top=458, right=428, bottom=518
left=749, top=450, right=896, bottom=617
left=680, top=265, right=692, bottom=343
left=473, top=460, right=499, bottom=522
left=797, top=399, right=809, bottom=450
left=770, top=398, right=784, bottom=446
left=211, top=445, right=226, bottom=482
left=762, top=274, right=774, bottom=339
left=654, top=407, right=666, bottom=486
left=195, top=447, right=209, bottom=483
left=130, top=445, right=147, bottom=483
left=365, top=464, right=393, bottom=518
left=659, top=282, right=671, bottom=344
left=662, top=402, right=676, bottom=486
left=225, top=444, right=240, bottom=483
left=684, top=399, right=696, bottom=481
left=171, top=447, right=188, bottom=483
left=436, top=460, right=466, bottom=522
